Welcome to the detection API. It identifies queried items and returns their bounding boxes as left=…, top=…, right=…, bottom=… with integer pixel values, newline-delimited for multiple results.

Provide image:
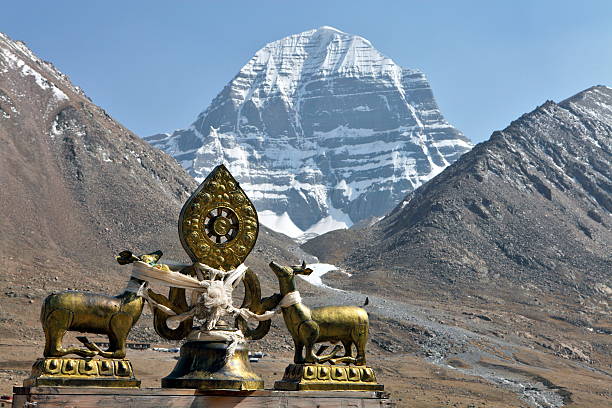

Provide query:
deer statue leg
left=354, top=324, right=368, bottom=366
left=304, top=342, right=319, bottom=364
left=329, top=341, right=357, bottom=365
left=299, top=321, right=322, bottom=364
left=306, top=343, right=343, bottom=364
left=85, top=313, right=132, bottom=359
left=342, top=340, right=354, bottom=358
left=43, top=309, right=64, bottom=357
left=293, top=340, right=305, bottom=364
left=105, top=313, right=133, bottom=359
left=44, top=309, right=97, bottom=358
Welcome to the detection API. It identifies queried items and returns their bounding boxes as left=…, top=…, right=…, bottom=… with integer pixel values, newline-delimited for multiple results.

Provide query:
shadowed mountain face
left=146, top=26, right=472, bottom=236
left=0, top=32, right=296, bottom=298
left=304, top=86, right=611, bottom=299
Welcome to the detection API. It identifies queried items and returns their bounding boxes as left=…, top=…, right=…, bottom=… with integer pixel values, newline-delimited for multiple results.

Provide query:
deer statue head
left=269, top=261, right=313, bottom=295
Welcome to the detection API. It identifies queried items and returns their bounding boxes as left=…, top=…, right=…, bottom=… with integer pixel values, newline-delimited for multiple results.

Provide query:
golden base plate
left=24, top=357, right=140, bottom=388
left=274, top=364, right=384, bottom=391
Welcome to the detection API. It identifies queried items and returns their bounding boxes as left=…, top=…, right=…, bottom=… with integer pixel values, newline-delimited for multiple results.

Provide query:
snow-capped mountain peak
left=146, top=27, right=472, bottom=238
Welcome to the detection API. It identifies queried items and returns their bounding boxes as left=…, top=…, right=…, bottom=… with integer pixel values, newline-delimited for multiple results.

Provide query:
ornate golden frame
left=178, top=164, right=259, bottom=271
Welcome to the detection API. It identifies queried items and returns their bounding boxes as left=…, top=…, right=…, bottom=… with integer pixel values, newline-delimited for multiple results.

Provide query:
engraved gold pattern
left=24, top=358, right=140, bottom=387
left=274, top=364, right=384, bottom=391
left=178, top=164, right=259, bottom=271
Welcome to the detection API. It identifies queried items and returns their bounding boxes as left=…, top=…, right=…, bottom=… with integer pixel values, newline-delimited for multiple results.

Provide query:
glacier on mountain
left=146, top=26, right=472, bottom=237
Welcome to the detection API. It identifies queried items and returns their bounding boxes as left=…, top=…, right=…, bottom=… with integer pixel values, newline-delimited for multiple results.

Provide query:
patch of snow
left=432, top=139, right=473, bottom=149
left=297, top=263, right=350, bottom=291
left=259, top=204, right=352, bottom=241
left=51, top=86, right=68, bottom=101
left=100, top=151, right=113, bottom=162
left=295, top=203, right=353, bottom=243
left=50, top=116, right=62, bottom=138
left=0, top=47, right=68, bottom=101
left=307, top=201, right=353, bottom=235
left=336, top=179, right=353, bottom=199
left=400, top=196, right=412, bottom=209
left=258, top=210, right=304, bottom=238
left=303, top=215, right=349, bottom=236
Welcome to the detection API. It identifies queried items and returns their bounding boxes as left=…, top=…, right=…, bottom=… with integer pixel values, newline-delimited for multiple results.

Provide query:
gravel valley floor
left=1, top=273, right=610, bottom=407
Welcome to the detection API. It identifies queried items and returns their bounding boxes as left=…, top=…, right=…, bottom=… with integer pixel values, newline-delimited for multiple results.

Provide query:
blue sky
left=1, top=1, right=610, bottom=142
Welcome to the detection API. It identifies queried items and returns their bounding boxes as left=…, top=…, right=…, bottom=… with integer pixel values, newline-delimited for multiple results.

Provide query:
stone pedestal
left=23, top=358, right=140, bottom=388
left=274, top=364, right=384, bottom=391
left=12, top=387, right=394, bottom=407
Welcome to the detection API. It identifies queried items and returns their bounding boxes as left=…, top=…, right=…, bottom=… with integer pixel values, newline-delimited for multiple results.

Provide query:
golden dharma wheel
left=178, top=164, right=259, bottom=271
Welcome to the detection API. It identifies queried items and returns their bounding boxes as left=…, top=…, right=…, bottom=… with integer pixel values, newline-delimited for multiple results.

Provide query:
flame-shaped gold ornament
left=158, top=165, right=271, bottom=390
left=178, top=164, right=258, bottom=271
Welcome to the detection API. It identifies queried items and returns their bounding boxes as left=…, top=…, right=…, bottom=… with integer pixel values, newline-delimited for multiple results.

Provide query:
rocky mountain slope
left=0, top=32, right=296, bottom=342
left=305, top=86, right=611, bottom=300
left=146, top=26, right=472, bottom=237
left=299, top=87, right=611, bottom=407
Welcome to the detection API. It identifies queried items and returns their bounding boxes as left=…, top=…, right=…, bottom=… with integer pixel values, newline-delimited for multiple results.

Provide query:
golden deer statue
left=40, top=251, right=155, bottom=359
left=269, top=261, right=369, bottom=365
